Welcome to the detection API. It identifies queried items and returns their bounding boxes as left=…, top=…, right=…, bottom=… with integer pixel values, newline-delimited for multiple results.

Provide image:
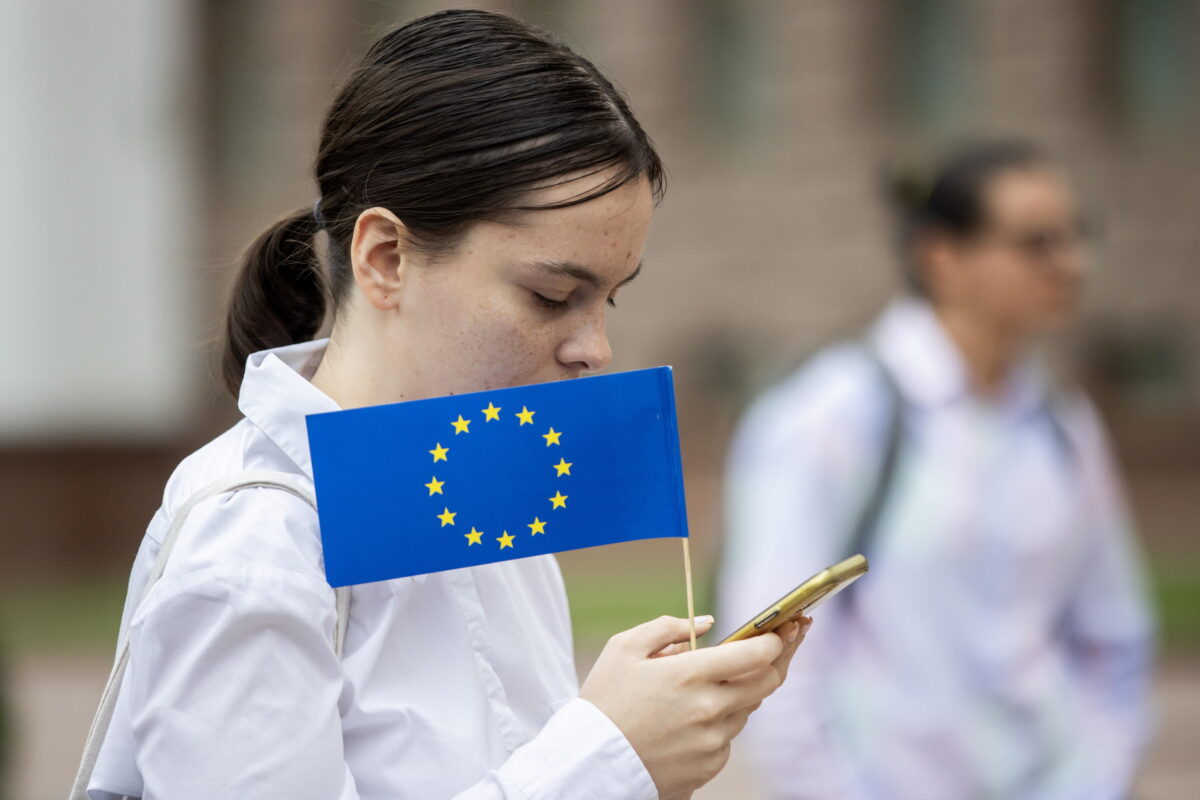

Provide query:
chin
left=1028, top=306, right=1077, bottom=336
left=1035, top=289, right=1081, bottom=327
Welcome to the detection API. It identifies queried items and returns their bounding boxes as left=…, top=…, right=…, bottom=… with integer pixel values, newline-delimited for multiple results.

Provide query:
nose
left=1052, top=240, right=1088, bottom=282
left=558, top=311, right=612, bottom=374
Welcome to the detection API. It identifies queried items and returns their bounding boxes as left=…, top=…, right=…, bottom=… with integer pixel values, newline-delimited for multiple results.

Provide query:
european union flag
left=306, top=367, right=689, bottom=586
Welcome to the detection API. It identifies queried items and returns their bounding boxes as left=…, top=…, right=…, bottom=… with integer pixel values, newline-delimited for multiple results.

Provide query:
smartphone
left=718, top=554, right=869, bottom=644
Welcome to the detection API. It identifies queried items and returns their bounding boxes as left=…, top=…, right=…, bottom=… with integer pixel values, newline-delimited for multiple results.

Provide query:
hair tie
left=312, top=198, right=325, bottom=230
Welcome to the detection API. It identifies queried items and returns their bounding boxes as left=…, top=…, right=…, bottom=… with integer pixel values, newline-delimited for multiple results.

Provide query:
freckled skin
left=398, top=178, right=651, bottom=398
left=317, top=172, right=654, bottom=408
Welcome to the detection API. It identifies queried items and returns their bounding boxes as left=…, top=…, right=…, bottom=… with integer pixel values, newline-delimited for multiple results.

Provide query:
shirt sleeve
left=473, top=698, right=658, bottom=800
left=1059, top=398, right=1156, bottom=796
left=123, top=488, right=656, bottom=800
left=716, top=358, right=881, bottom=799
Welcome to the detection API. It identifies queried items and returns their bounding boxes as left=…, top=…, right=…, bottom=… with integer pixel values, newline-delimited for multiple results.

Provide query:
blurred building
left=2, top=0, right=1197, bottom=578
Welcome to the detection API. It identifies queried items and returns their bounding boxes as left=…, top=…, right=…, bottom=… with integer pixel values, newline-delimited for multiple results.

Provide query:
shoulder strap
left=842, top=344, right=906, bottom=561
left=69, top=470, right=350, bottom=800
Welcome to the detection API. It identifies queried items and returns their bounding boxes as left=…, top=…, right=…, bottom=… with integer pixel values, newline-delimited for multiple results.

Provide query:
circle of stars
left=423, top=401, right=571, bottom=551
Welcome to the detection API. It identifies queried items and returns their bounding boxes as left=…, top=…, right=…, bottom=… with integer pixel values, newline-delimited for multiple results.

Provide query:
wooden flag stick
left=682, top=537, right=697, bottom=651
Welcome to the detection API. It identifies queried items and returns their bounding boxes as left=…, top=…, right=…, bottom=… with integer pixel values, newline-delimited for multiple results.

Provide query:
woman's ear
left=349, top=207, right=413, bottom=311
left=916, top=232, right=960, bottom=305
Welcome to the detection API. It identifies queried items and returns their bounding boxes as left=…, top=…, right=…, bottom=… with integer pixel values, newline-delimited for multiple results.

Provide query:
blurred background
left=1, top=0, right=1197, bottom=797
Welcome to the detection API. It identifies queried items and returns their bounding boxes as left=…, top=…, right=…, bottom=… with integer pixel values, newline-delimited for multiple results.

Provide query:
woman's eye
left=532, top=292, right=569, bottom=311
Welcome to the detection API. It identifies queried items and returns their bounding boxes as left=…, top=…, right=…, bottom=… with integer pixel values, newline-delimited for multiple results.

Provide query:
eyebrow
left=525, top=259, right=643, bottom=288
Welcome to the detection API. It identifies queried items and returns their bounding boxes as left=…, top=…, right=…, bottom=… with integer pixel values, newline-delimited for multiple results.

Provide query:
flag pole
left=682, top=538, right=697, bottom=651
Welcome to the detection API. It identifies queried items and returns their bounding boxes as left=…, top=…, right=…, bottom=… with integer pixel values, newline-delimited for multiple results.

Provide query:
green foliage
left=0, top=578, right=126, bottom=655
left=1151, top=560, right=1200, bottom=652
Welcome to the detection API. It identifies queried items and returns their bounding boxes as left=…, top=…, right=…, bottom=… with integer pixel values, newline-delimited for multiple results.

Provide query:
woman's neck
left=933, top=305, right=1021, bottom=397
left=310, top=332, right=395, bottom=410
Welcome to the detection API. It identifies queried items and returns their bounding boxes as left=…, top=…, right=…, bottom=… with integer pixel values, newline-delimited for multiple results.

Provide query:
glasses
left=974, top=217, right=1096, bottom=263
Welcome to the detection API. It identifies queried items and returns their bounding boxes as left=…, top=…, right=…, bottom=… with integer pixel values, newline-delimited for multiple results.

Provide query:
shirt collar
left=869, top=295, right=1049, bottom=416
left=238, top=338, right=340, bottom=478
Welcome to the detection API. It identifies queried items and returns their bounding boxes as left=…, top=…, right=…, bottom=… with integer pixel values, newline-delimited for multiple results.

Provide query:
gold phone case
left=718, top=554, right=869, bottom=644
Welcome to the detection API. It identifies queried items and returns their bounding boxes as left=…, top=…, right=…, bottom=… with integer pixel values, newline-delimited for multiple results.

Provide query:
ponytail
left=221, top=208, right=326, bottom=397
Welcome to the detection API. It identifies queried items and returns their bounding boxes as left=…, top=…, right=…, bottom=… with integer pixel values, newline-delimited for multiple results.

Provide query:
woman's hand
left=579, top=614, right=810, bottom=798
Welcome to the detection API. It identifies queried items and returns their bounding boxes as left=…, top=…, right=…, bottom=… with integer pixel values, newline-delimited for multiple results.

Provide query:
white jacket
left=718, top=297, right=1154, bottom=800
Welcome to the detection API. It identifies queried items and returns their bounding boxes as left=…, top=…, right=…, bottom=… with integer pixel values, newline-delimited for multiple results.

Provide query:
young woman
left=718, top=142, right=1154, bottom=799
left=81, top=10, right=807, bottom=800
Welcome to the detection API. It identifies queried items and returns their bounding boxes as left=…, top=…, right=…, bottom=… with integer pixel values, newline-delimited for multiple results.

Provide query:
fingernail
left=695, top=615, right=714, bottom=625
left=786, top=624, right=799, bottom=643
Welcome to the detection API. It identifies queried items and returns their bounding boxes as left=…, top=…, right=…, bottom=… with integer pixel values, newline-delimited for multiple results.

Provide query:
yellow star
left=451, top=415, right=471, bottom=435
left=497, top=530, right=515, bottom=549
left=528, top=517, right=547, bottom=535
left=482, top=402, right=501, bottom=422
left=465, top=527, right=483, bottom=545
left=553, top=458, right=573, bottom=477
left=424, top=476, right=445, bottom=496
left=516, top=406, right=535, bottom=426
left=542, top=427, right=562, bottom=446
left=429, top=442, right=449, bottom=462
left=549, top=491, right=568, bottom=510
left=437, top=507, right=456, bottom=527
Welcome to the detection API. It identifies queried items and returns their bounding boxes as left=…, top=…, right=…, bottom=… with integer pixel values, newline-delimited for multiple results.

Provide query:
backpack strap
left=69, top=470, right=350, bottom=800
left=842, top=344, right=906, bottom=562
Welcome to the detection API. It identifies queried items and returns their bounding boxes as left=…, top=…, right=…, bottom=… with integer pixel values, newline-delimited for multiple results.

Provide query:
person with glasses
left=716, top=141, right=1155, bottom=799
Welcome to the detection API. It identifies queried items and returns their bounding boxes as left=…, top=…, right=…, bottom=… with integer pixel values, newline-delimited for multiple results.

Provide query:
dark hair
left=884, top=140, right=1048, bottom=295
left=222, top=9, right=666, bottom=397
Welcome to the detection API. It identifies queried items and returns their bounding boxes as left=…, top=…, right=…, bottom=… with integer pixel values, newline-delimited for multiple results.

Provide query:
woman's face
left=350, top=173, right=654, bottom=403
left=928, top=167, right=1088, bottom=338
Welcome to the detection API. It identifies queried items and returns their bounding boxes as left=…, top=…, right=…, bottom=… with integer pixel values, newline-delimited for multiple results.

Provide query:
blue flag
left=306, top=367, right=689, bottom=586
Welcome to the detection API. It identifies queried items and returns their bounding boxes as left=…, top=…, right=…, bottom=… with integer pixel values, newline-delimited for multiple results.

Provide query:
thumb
left=620, top=614, right=714, bottom=657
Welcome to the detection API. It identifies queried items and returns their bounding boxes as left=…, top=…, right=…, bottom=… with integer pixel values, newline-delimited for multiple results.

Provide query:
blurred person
left=73, top=10, right=810, bottom=800
left=717, top=141, right=1155, bottom=800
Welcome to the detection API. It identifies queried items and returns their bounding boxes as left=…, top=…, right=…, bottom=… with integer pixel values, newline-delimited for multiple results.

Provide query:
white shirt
left=89, top=339, right=658, bottom=800
left=717, top=298, right=1154, bottom=800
